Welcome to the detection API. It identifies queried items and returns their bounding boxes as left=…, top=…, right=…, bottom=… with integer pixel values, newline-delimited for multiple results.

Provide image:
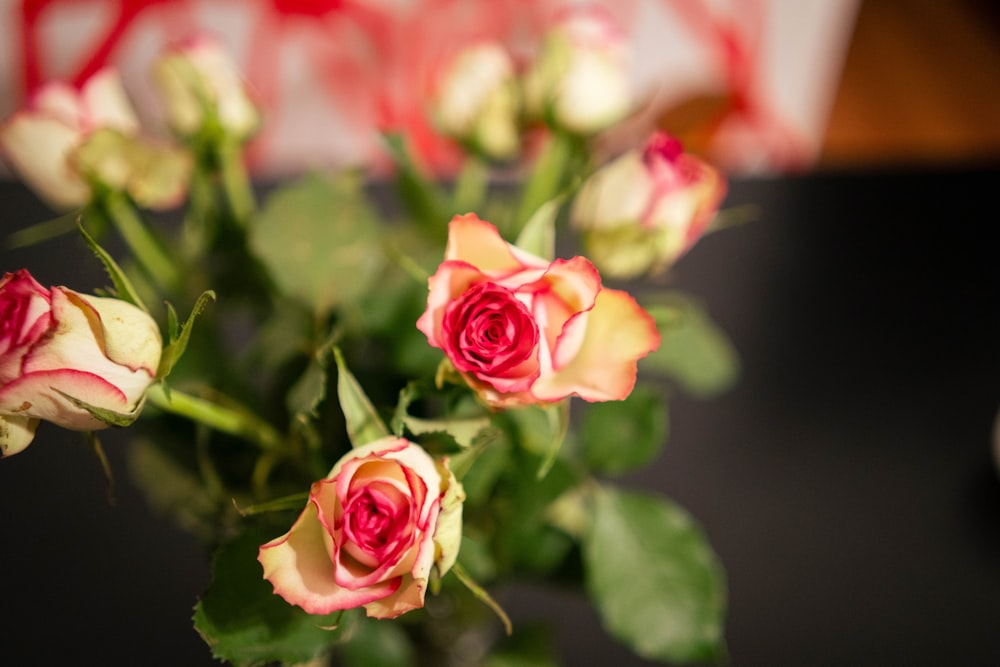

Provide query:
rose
left=153, top=35, right=259, bottom=141
left=417, top=214, right=660, bottom=407
left=522, top=5, right=631, bottom=135
left=0, top=270, right=162, bottom=457
left=0, top=68, right=190, bottom=211
left=429, top=42, right=521, bottom=160
left=259, top=437, right=464, bottom=619
left=570, top=131, right=727, bottom=279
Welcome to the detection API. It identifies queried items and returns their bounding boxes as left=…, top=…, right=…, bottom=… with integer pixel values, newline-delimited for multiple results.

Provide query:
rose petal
left=259, top=500, right=400, bottom=615
left=0, top=369, right=129, bottom=430
left=446, top=214, right=547, bottom=274
left=0, top=414, right=39, bottom=457
left=23, top=288, right=157, bottom=406
left=0, top=113, right=90, bottom=209
left=532, top=287, right=660, bottom=402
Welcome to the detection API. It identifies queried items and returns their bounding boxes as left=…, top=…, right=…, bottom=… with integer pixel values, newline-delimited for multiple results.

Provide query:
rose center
left=442, top=281, right=538, bottom=375
left=344, top=485, right=410, bottom=558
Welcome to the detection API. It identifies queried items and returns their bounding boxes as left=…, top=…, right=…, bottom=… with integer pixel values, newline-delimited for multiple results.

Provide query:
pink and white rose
left=259, top=437, right=463, bottom=619
left=429, top=41, right=521, bottom=160
left=522, top=5, right=631, bottom=135
left=0, top=67, right=190, bottom=211
left=153, top=35, right=260, bottom=141
left=570, top=131, right=727, bottom=279
left=417, top=214, right=660, bottom=407
left=0, top=270, right=162, bottom=457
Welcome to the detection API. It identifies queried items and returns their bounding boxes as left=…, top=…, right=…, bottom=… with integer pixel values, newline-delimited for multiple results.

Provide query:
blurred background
left=2, top=1, right=1000, bottom=666
left=1, top=0, right=998, bottom=173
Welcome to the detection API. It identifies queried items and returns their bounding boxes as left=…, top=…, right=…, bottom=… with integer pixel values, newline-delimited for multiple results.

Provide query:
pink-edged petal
left=417, top=262, right=487, bottom=347
left=0, top=415, right=39, bottom=457
left=0, top=113, right=89, bottom=210
left=528, top=256, right=602, bottom=357
left=446, top=214, right=547, bottom=273
left=0, top=369, right=129, bottom=430
left=363, top=518, right=438, bottom=619
left=259, top=501, right=400, bottom=615
left=27, top=288, right=156, bottom=405
left=532, top=288, right=660, bottom=402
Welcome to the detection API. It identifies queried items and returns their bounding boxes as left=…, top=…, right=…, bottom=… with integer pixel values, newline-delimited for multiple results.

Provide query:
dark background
left=3, top=163, right=999, bottom=665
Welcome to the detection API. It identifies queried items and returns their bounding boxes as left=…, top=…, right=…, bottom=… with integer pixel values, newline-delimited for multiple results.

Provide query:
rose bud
left=570, top=131, right=727, bottom=279
left=0, top=68, right=138, bottom=210
left=522, top=5, right=631, bottom=135
left=259, top=437, right=464, bottom=619
left=153, top=35, right=259, bottom=141
left=417, top=214, right=660, bottom=408
left=0, top=270, right=162, bottom=456
left=0, top=67, right=190, bottom=212
left=429, top=41, right=522, bottom=161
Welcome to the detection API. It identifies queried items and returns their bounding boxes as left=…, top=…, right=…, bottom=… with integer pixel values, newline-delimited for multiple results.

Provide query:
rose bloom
left=154, top=35, right=259, bottom=140
left=570, top=131, right=727, bottom=279
left=0, top=68, right=139, bottom=210
left=259, top=437, right=463, bottom=619
left=0, top=270, right=162, bottom=457
left=429, top=41, right=521, bottom=161
left=417, top=214, right=660, bottom=407
left=522, top=5, right=631, bottom=135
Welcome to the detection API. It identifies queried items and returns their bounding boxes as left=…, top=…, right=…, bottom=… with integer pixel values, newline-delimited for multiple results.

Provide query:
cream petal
left=81, top=68, right=140, bottom=133
left=26, top=289, right=156, bottom=406
left=0, top=113, right=89, bottom=210
left=0, top=415, right=39, bottom=457
left=532, top=288, right=660, bottom=402
left=78, top=294, right=162, bottom=376
left=446, top=214, right=546, bottom=274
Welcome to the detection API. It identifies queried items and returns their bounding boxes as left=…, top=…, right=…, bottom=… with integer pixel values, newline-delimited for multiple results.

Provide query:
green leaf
left=451, top=562, right=512, bottom=636
left=381, top=133, right=450, bottom=234
left=193, top=524, right=347, bottom=666
left=157, top=290, right=217, bottom=380
left=334, top=347, right=390, bottom=448
left=583, top=486, right=726, bottom=663
left=643, top=293, right=740, bottom=398
left=77, top=220, right=148, bottom=311
left=337, top=615, right=415, bottom=667
left=248, top=173, right=384, bottom=315
left=581, top=384, right=668, bottom=476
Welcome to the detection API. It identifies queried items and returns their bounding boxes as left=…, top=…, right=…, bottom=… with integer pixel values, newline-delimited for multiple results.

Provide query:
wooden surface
left=820, top=0, right=1000, bottom=166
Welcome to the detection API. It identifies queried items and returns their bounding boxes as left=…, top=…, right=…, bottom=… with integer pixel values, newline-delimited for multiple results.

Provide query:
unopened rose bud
left=430, top=42, right=521, bottom=160
left=522, top=6, right=631, bottom=135
left=0, top=69, right=138, bottom=210
left=0, top=270, right=162, bottom=455
left=153, top=35, right=259, bottom=141
left=570, top=131, right=726, bottom=279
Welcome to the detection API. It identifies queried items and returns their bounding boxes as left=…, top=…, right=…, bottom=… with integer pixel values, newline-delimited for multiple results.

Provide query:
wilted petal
left=0, top=415, right=39, bottom=457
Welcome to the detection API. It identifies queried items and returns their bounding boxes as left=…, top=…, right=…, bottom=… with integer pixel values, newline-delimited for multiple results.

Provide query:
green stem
left=146, top=384, right=283, bottom=452
left=102, top=192, right=182, bottom=292
left=451, top=156, right=489, bottom=213
left=217, top=138, right=256, bottom=227
left=513, top=130, right=573, bottom=236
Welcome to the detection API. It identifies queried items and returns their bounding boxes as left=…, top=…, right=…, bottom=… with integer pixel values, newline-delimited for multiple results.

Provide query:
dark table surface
left=2, top=164, right=999, bottom=666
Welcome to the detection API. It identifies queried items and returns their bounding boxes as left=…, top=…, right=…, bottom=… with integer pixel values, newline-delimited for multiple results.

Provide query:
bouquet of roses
left=1, top=8, right=739, bottom=666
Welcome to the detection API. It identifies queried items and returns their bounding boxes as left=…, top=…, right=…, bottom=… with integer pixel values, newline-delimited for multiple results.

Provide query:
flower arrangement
left=1, top=8, right=740, bottom=666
